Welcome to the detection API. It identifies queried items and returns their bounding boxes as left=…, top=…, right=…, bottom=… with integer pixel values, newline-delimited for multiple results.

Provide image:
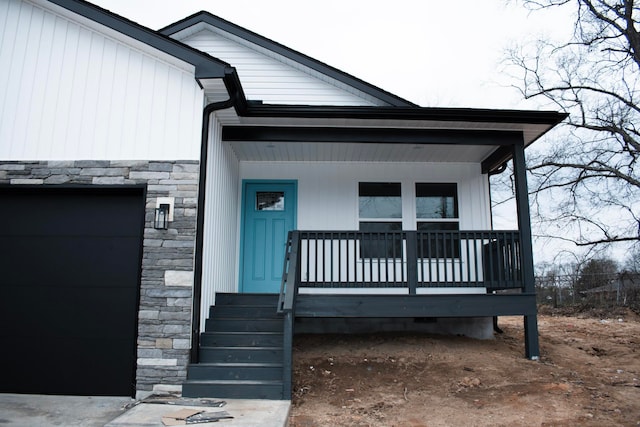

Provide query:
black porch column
left=512, top=139, right=540, bottom=360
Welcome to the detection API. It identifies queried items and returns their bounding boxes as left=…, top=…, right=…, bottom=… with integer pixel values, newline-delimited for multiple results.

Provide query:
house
left=581, top=272, right=640, bottom=306
left=0, top=0, right=566, bottom=400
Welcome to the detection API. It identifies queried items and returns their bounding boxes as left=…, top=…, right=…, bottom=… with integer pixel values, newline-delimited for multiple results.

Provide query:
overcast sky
left=91, top=0, right=574, bottom=110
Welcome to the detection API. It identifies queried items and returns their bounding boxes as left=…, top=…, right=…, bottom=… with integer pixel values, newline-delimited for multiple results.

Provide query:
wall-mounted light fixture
left=154, top=204, right=170, bottom=229
left=154, top=197, right=175, bottom=230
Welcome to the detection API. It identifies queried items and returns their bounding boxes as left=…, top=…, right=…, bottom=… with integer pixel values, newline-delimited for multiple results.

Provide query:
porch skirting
left=294, top=316, right=494, bottom=339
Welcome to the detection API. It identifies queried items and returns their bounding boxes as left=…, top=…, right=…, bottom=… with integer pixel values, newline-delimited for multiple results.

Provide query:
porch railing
left=280, top=230, right=521, bottom=296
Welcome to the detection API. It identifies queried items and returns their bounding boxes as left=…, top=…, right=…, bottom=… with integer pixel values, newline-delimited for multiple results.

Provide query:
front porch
left=184, top=229, right=539, bottom=400
left=186, top=106, right=564, bottom=400
left=273, top=229, right=539, bottom=399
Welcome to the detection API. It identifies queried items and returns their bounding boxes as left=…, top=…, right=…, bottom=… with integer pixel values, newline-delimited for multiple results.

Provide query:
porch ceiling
left=215, top=114, right=554, bottom=146
left=228, top=140, right=497, bottom=163
left=210, top=100, right=565, bottom=165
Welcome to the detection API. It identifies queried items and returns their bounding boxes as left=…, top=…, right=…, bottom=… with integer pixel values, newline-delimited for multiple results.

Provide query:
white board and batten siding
left=238, top=161, right=491, bottom=295
left=239, top=161, right=491, bottom=231
left=200, top=156, right=492, bottom=319
left=0, top=0, right=204, bottom=161
left=181, top=29, right=382, bottom=106
left=199, top=114, right=241, bottom=326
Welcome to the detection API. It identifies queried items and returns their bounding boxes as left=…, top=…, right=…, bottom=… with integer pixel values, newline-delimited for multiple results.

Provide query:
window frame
left=415, top=183, right=460, bottom=259
left=358, top=182, right=403, bottom=259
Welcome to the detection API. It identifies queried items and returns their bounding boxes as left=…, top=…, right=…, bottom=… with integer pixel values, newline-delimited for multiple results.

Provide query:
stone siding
left=0, top=160, right=200, bottom=396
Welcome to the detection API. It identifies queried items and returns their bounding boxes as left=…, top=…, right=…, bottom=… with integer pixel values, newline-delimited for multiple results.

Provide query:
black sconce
left=154, top=204, right=170, bottom=230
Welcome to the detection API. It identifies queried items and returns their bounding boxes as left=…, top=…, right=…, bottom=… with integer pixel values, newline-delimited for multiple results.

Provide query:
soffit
left=212, top=106, right=554, bottom=164
left=214, top=111, right=553, bottom=146
left=228, top=141, right=497, bottom=163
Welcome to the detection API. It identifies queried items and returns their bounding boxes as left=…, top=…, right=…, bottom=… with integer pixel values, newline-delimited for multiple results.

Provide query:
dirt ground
left=288, top=308, right=640, bottom=426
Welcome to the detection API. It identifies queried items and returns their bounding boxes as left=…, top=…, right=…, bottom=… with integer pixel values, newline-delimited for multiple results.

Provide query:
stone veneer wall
left=0, top=160, right=200, bottom=397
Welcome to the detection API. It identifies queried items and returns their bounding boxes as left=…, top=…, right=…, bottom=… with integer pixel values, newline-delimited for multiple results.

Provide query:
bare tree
left=623, top=245, right=640, bottom=272
left=508, top=0, right=640, bottom=249
left=575, top=257, right=619, bottom=292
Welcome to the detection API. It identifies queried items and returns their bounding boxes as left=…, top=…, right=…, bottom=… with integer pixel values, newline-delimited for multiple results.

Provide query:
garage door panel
left=0, top=187, right=144, bottom=396
left=0, top=236, right=142, bottom=287
left=0, top=286, right=139, bottom=338
left=0, top=191, right=144, bottom=237
left=2, top=336, right=135, bottom=396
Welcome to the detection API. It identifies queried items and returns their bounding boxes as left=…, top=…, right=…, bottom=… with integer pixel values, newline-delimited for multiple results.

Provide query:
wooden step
left=215, top=293, right=280, bottom=306
left=198, top=346, right=283, bottom=363
left=204, top=318, right=283, bottom=332
left=187, top=362, right=283, bottom=381
left=200, top=331, right=283, bottom=347
left=182, top=379, right=284, bottom=400
left=183, top=293, right=287, bottom=400
left=209, top=305, right=280, bottom=319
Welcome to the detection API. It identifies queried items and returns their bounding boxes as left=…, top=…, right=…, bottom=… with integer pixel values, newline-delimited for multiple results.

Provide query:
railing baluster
left=473, top=232, right=479, bottom=286
left=487, top=233, right=494, bottom=287
left=328, top=233, right=333, bottom=285
left=455, top=231, right=465, bottom=286
left=510, top=231, right=517, bottom=286
left=337, top=233, right=341, bottom=285
left=498, top=231, right=505, bottom=287
left=464, top=232, right=471, bottom=284
left=346, top=232, right=351, bottom=284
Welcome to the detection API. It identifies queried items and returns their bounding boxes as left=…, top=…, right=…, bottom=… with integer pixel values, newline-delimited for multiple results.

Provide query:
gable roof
left=46, top=0, right=234, bottom=80
left=41, top=0, right=566, bottom=167
left=159, top=11, right=417, bottom=108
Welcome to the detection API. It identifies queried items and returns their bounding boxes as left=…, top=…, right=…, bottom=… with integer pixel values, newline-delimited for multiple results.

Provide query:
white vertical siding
left=238, top=161, right=491, bottom=295
left=182, top=30, right=381, bottom=106
left=200, top=115, right=241, bottom=329
left=0, top=0, right=204, bottom=160
left=239, top=162, right=491, bottom=230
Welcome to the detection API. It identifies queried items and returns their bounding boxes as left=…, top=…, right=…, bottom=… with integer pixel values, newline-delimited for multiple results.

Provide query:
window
left=416, top=183, right=457, bottom=219
left=359, top=182, right=402, bottom=218
left=416, top=183, right=460, bottom=258
left=359, top=183, right=403, bottom=258
left=256, top=192, right=284, bottom=211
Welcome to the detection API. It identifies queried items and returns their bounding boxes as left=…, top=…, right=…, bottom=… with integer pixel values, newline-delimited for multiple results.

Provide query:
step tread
left=190, top=362, right=282, bottom=367
left=211, top=306, right=279, bottom=311
left=200, top=346, right=282, bottom=350
left=209, top=317, right=282, bottom=320
left=215, top=294, right=279, bottom=302
left=201, top=331, right=283, bottom=335
left=183, top=379, right=282, bottom=385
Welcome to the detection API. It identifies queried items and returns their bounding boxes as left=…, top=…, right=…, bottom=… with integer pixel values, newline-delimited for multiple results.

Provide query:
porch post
left=406, top=231, right=418, bottom=295
left=512, top=140, right=540, bottom=360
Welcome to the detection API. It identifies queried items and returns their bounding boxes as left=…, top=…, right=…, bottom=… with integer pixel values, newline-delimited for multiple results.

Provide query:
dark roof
left=159, top=11, right=417, bottom=107
left=47, top=0, right=233, bottom=79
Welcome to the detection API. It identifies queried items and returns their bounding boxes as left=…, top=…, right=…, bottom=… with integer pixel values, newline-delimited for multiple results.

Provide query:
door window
left=256, top=191, right=284, bottom=211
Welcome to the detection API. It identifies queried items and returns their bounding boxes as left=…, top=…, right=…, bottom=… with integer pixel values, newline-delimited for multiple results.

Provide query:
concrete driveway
left=0, top=394, right=133, bottom=426
left=0, top=394, right=290, bottom=426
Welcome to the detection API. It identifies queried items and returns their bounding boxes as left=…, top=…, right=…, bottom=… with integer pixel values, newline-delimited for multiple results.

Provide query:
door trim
left=239, top=179, right=297, bottom=293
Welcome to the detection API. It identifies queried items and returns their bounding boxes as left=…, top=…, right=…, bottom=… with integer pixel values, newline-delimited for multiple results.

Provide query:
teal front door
left=241, top=181, right=297, bottom=293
